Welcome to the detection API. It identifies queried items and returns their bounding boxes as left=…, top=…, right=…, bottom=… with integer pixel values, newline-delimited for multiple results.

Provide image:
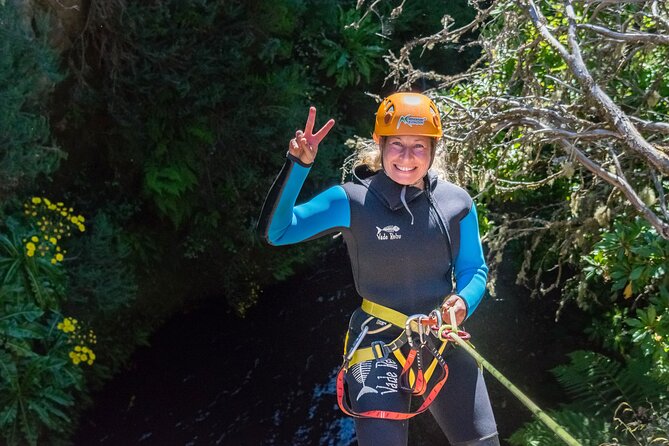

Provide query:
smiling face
left=381, top=135, right=433, bottom=188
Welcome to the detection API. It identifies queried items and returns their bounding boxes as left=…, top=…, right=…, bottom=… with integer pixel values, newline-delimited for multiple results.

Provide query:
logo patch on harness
left=376, top=225, right=401, bottom=240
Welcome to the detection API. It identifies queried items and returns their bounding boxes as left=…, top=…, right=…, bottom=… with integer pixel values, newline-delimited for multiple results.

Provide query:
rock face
left=10, top=0, right=87, bottom=53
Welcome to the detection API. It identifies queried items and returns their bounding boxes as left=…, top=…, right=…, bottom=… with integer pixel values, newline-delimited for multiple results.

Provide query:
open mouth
left=394, top=165, right=416, bottom=172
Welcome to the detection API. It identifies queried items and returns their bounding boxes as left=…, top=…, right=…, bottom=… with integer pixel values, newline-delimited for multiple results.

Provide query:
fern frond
left=552, top=351, right=663, bottom=416
left=508, top=409, right=610, bottom=446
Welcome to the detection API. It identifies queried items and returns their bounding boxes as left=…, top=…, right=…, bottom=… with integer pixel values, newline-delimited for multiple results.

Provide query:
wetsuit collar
left=354, top=166, right=438, bottom=212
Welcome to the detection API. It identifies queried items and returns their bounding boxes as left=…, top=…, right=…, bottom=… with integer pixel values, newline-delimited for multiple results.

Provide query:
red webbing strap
left=399, top=348, right=427, bottom=396
left=336, top=359, right=449, bottom=420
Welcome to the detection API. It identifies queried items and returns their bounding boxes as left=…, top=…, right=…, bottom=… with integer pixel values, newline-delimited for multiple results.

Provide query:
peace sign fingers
left=304, top=106, right=335, bottom=148
left=288, top=106, right=335, bottom=165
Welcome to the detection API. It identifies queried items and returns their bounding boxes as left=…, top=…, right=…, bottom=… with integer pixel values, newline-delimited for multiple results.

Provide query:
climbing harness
left=336, top=300, right=451, bottom=420
left=337, top=301, right=583, bottom=446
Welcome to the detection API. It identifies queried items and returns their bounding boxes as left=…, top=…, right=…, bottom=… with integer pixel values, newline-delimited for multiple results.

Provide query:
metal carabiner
left=405, top=313, right=427, bottom=348
left=345, top=316, right=373, bottom=362
left=427, top=308, right=442, bottom=336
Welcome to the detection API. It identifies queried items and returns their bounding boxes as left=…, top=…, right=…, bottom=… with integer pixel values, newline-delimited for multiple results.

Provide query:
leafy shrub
left=0, top=199, right=90, bottom=445
left=509, top=351, right=667, bottom=446
left=0, top=2, right=64, bottom=203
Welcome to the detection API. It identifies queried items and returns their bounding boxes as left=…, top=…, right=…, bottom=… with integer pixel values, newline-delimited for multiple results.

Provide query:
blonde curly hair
left=341, top=136, right=448, bottom=183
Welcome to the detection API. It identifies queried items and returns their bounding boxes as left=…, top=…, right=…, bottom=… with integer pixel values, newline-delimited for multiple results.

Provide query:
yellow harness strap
left=361, top=298, right=408, bottom=328
left=345, top=299, right=448, bottom=384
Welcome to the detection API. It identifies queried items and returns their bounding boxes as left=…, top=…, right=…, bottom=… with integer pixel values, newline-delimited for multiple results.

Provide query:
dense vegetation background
left=0, top=0, right=667, bottom=444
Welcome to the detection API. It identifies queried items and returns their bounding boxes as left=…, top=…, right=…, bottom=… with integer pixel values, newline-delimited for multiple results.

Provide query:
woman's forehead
left=387, top=135, right=431, bottom=143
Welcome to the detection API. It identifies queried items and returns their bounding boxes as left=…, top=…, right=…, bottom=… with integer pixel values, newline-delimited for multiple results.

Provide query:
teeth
left=396, top=165, right=415, bottom=172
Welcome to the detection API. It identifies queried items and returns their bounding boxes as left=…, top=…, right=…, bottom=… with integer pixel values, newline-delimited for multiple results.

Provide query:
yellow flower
left=30, top=236, right=38, bottom=242
left=44, top=198, right=51, bottom=206
left=49, top=237, right=57, bottom=244
left=55, top=253, right=64, bottom=261
left=51, top=259, right=57, bottom=265
left=26, top=242, right=35, bottom=250
left=31, top=197, right=41, bottom=204
left=26, top=250, right=35, bottom=257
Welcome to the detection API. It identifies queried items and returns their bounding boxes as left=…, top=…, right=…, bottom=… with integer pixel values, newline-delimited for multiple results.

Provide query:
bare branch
left=630, top=117, right=669, bottom=134
left=558, top=138, right=669, bottom=238
left=520, top=0, right=669, bottom=176
left=578, top=23, right=669, bottom=44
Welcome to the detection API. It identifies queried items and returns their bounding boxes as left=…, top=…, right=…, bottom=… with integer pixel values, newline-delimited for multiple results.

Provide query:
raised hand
left=288, top=107, right=335, bottom=165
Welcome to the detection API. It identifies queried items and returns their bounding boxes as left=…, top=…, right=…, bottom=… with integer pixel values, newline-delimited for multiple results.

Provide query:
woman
left=259, top=92, right=499, bottom=446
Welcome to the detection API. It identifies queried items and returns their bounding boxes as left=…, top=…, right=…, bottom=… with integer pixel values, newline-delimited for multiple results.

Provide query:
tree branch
left=520, top=0, right=669, bottom=176
left=578, top=23, right=669, bottom=44
left=558, top=138, right=669, bottom=238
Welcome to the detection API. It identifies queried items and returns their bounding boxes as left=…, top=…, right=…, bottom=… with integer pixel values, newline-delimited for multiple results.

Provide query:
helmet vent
left=384, top=112, right=393, bottom=125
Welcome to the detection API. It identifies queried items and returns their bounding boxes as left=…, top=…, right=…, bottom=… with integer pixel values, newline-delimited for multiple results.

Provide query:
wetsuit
left=259, top=154, right=499, bottom=446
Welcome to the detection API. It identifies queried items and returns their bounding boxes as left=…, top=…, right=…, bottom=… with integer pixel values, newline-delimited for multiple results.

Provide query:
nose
left=399, top=146, right=412, bottom=159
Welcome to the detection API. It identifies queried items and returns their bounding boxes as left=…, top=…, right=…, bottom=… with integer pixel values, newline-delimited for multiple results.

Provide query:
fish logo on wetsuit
left=352, top=362, right=378, bottom=400
left=352, top=359, right=400, bottom=400
left=376, top=225, right=401, bottom=241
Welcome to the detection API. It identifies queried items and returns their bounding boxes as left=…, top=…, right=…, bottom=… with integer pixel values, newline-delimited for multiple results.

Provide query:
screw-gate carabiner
left=405, top=313, right=428, bottom=348
left=427, top=309, right=442, bottom=336
left=345, top=316, right=374, bottom=362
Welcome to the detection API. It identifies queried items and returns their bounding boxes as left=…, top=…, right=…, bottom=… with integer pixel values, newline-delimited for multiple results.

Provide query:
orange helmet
left=373, top=92, right=443, bottom=141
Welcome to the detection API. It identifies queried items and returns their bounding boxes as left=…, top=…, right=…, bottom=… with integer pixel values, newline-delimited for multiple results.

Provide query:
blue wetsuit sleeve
left=454, top=203, right=489, bottom=318
left=258, top=155, right=350, bottom=246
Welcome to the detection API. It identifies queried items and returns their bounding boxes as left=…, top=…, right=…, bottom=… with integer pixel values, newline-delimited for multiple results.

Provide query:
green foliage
left=582, top=218, right=669, bottom=299
left=575, top=217, right=669, bottom=383
left=553, top=351, right=664, bottom=416
left=0, top=307, right=84, bottom=446
left=509, top=409, right=610, bottom=446
left=509, top=351, right=667, bottom=446
left=61, top=0, right=372, bottom=315
left=66, top=213, right=137, bottom=316
left=0, top=201, right=93, bottom=444
left=0, top=2, right=64, bottom=202
left=319, top=7, right=385, bottom=88
left=0, top=218, right=65, bottom=309
left=65, top=213, right=147, bottom=381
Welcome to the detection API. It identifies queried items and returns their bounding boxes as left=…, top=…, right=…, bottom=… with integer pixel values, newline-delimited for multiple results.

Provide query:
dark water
left=74, top=246, right=586, bottom=445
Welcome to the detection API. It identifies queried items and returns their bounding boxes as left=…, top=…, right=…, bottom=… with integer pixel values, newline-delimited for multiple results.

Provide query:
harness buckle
left=370, top=341, right=390, bottom=360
